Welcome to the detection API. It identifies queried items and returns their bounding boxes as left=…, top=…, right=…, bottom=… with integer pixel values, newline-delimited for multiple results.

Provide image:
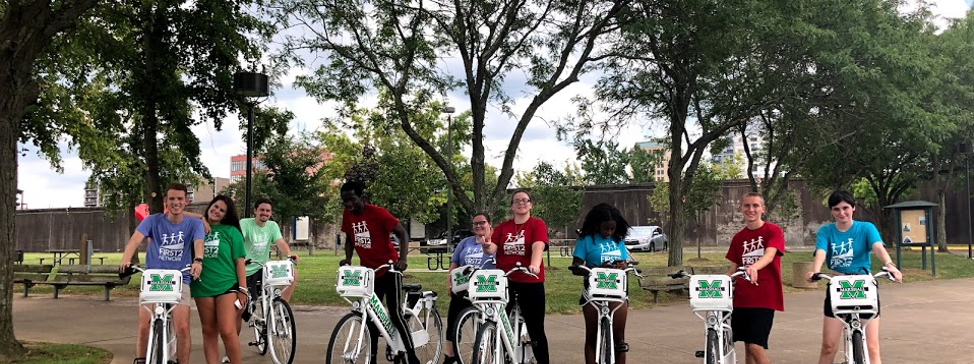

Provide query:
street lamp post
left=962, top=141, right=973, bottom=259
left=443, top=106, right=456, bottom=252
left=233, top=71, right=269, bottom=218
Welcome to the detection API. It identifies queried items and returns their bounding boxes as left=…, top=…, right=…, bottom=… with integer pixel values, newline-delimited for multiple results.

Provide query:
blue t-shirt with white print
left=815, top=220, right=883, bottom=275
left=137, top=213, right=206, bottom=284
left=573, top=234, right=629, bottom=269
left=451, top=236, right=496, bottom=269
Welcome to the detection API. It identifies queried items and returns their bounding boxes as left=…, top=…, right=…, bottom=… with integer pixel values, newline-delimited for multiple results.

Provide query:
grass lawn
left=6, top=342, right=111, bottom=364
left=16, top=247, right=973, bottom=315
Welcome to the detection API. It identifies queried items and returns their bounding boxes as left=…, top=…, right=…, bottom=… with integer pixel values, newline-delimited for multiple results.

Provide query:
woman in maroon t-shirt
left=485, top=189, right=550, bottom=364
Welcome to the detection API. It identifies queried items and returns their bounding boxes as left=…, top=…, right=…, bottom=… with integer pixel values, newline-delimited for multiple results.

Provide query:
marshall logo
left=696, top=280, right=724, bottom=298
left=837, top=280, right=868, bottom=299
left=595, top=272, right=619, bottom=289
left=148, top=274, right=177, bottom=292
left=341, top=270, right=363, bottom=286
left=475, top=275, right=499, bottom=293
left=270, top=265, right=290, bottom=279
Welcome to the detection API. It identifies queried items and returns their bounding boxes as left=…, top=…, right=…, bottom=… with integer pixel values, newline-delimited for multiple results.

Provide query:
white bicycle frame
left=812, top=269, right=892, bottom=364
left=674, top=268, right=752, bottom=364
left=572, top=265, right=642, bottom=364
left=469, top=264, right=537, bottom=364
left=249, top=258, right=296, bottom=363
left=130, top=266, right=190, bottom=364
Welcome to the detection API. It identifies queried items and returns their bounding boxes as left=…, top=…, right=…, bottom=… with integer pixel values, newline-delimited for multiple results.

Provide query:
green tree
left=515, top=161, right=584, bottom=237
left=271, top=0, right=633, bottom=216
left=574, top=140, right=632, bottom=185
left=630, top=145, right=661, bottom=184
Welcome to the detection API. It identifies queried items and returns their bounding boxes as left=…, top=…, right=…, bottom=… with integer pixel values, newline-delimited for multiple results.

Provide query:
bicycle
left=810, top=268, right=894, bottom=364
left=328, top=261, right=443, bottom=364
left=121, top=265, right=192, bottom=364
left=245, top=258, right=297, bottom=364
left=568, top=262, right=643, bottom=364
left=448, top=259, right=498, bottom=364
left=669, top=267, right=753, bottom=364
left=469, top=262, right=539, bottom=364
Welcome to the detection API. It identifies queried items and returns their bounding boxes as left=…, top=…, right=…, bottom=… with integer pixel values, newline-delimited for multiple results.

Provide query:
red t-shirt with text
left=725, top=222, right=785, bottom=311
left=491, top=217, right=548, bottom=283
left=342, top=204, right=399, bottom=277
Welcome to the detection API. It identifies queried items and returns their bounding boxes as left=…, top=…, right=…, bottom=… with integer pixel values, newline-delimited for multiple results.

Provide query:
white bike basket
left=688, top=275, right=733, bottom=312
left=336, top=266, right=374, bottom=298
left=140, top=269, right=184, bottom=304
left=450, top=265, right=475, bottom=294
left=467, top=269, right=508, bottom=302
left=263, top=260, right=294, bottom=286
left=829, top=275, right=879, bottom=316
left=587, top=267, right=628, bottom=299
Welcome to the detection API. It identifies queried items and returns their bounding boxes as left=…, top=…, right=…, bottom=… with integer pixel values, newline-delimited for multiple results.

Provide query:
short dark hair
left=510, top=189, right=533, bottom=204
left=828, top=190, right=856, bottom=208
left=165, top=182, right=188, bottom=195
left=254, top=197, right=273, bottom=210
left=340, top=181, right=366, bottom=197
left=579, top=203, right=631, bottom=242
left=741, top=192, right=765, bottom=204
left=473, top=212, right=491, bottom=222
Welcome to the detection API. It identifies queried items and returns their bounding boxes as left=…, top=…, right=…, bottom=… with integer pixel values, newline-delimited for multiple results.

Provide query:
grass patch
left=17, top=248, right=974, bottom=314
left=7, top=342, right=111, bottom=364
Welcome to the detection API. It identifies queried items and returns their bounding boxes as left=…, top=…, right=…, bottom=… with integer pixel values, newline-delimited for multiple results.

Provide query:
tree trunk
left=937, top=189, right=948, bottom=252
left=141, top=5, right=164, bottom=214
left=667, top=172, right=685, bottom=267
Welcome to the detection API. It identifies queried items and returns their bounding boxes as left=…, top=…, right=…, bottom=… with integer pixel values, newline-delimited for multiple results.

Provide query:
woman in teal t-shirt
left=570, top=203, right=635, bottom=364
left=192, top=195, right=247, bottom=364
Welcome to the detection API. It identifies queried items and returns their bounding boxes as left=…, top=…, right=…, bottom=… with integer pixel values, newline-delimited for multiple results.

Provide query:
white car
left=624, top=226, right=667, bottom=252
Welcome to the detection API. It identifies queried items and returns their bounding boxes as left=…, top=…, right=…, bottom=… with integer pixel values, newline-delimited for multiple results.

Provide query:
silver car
left=624, top=226, right=667, bottom=252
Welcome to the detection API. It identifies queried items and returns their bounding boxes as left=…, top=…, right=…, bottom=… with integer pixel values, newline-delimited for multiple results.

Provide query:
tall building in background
left=712, top=131, right=770, bottom=177
left=636, top=141, right=671, bottom=182
left=190, top=177, right=230, bottom=203
left=229, top=151, right=333, bottom=184
left=84, top=181, right=102, bottom=208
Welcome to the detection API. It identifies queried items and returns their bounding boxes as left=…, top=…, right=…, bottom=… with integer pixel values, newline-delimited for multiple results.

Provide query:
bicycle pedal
left=248, top=341, right=261, bottom=346
left=615, top=342, right=629, bottom=353
left=521, top=340, right=537, bottom=347
left=695, top=350, right=705, bottom=358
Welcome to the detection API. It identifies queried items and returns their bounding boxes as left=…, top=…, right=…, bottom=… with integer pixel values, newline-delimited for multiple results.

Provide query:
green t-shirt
left=191, top=224, right=245, bottom=297
left=240, top=218, right=284, bottom=276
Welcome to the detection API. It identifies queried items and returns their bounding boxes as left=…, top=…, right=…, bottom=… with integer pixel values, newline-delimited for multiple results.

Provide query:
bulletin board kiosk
left=884, top=200, right=938, bottom=277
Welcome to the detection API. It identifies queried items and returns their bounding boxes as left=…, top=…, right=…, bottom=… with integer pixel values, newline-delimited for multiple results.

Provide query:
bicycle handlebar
left=119, top=264, right=192, bottom=278
left=668, top=267, right=754, bottom=284
left=244, top=256, right=297, bottom=269
left=811, top=267, right=894, bottom=282
left=569, top=263, right=643, bottom=278
left=507, top=262, right=539, bottom=279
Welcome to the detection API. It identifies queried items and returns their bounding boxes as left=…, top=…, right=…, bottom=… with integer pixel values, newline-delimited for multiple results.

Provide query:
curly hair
left=578, top=203, right=630, bottom=242
left=205, top=195, right=242, bottom=233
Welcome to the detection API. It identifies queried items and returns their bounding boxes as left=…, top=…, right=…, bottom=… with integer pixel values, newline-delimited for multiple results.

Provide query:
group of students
left=120, top=183, right=299, bottom=364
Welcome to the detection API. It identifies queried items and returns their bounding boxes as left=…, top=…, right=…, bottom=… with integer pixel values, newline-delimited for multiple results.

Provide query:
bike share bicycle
left=328, top=261, right=443, bottom=364
left=569, top=262, right=642, bottom=364
left=811, top=268, right=894, bottom=364
left=670, top=267, right=753, bottom=364
left=121, top=265, right=192, bottom=364
left=468, top=262, right=539, bottom=364
left=447, top=259, right=498, bottom=364
left=243, top=257, right=297, bottom=364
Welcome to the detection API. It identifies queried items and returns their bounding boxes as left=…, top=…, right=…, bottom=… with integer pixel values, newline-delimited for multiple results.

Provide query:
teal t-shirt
left=240, top=218, right=284, bottom=276
left=815, top=220, right=883, bottom=274
left=573, top=234, right=628, bottom=268
left=191, top=224, right=245, bottom=297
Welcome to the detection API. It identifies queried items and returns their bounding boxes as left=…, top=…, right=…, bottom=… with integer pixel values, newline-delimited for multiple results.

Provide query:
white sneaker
left=221, top=355, right=230, bottom=363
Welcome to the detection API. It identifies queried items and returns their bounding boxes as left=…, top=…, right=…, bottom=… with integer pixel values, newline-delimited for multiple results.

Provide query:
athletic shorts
left=731, top=307, right=775, bottom=349
left=824, top=282, right=880, bottom=319
left=246, top=269, right=263, bottom=297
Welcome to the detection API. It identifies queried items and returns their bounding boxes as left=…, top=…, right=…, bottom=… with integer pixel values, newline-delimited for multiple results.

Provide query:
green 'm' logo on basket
left=453, top=271, right=470, bottom=285
left=341, top=270, right=362, bottom=286
left=838, top=280, right=867, bottom=299
left=149, top=274, right=176, bottom=291
left=270, top=265, right=289, bottom=279
left=475, top=275, right=498, bottom=292
left=595, top=272, right=619, bottom=289
left=697, top=280, right=723, bottom=298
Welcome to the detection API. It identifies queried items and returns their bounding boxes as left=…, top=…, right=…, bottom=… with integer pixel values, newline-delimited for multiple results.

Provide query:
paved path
left=13, top=278, right=974, bottom=364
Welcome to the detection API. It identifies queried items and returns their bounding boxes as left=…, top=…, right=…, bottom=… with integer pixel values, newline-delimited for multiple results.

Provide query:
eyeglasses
left=473, top=221, right=488, bottom=226
left=512, top=198, right=531, bottom=205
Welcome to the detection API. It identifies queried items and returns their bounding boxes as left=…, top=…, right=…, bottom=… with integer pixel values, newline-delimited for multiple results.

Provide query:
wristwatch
left=194, top=257, right=204, bottom=264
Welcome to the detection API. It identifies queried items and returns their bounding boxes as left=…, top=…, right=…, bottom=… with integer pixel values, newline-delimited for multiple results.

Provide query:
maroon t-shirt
left=491, top=217, right=548, bottom=283
left=725, top=222, right=786, bottom=311
left=342, top=204, right=399, bottom=277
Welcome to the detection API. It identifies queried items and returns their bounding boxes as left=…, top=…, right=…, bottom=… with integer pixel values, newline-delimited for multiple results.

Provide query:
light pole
left=961, top=141, right=973, bottom=259
left=233, top=71, right=269, bottom=218
left=443, top=106, right=455, bottom=252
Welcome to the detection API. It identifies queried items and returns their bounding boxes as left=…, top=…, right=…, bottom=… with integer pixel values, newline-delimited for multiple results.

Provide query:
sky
left=15, top=0, right=972, bottom=209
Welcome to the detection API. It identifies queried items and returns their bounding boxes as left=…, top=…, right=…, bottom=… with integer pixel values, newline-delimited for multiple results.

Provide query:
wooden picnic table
left=42, top=249, right=103, bottom=265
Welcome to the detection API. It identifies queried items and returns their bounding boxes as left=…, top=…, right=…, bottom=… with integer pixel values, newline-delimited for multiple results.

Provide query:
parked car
left=425, top=229, right=475, bottom=249
left=624, top=226, right=667, bottom=252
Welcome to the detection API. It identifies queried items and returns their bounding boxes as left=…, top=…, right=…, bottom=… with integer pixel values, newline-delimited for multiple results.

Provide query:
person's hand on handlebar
left=745, top=265, right=760, bottom=283
left=395, top=259, right=408, bottom=272
left=528, top=263, right=541, bottom=275
left=805, top=271, right=819, bottom=283
left=288, top=254, right=300, bottom=264
left=339, top=259, right=351, bottom=267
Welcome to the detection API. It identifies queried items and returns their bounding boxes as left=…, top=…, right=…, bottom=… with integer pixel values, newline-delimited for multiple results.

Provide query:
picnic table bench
left=13, top=264, right=55, bottom=297
left=39, top=249, right=105, bottom=265
left=46, top=264, right=132, bottom=301
left=639, top=265, right=730, bottom=303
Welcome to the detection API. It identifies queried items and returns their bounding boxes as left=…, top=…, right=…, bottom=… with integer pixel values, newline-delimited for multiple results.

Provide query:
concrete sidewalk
left=13, top=278, right=974, bottom=364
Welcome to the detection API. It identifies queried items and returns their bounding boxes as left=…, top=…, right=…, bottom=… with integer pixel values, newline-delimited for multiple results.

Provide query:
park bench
left=13, top=264, right=55, bottom=297
left=639, top=265, right=730, bottom=303
left=45, top=264, right=132, bottom=301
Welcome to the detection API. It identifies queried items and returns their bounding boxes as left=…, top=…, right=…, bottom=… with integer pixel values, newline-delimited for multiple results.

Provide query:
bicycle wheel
left=453, top=306, right=480, bottom=364
left=148, top=318, right=164, bottom=364
left=165, top=312, right=176, bottom=361
left=326, top=313, right=372, bottom=364
left=704, top=328, right=718, bottom=364
left=268, top=297, right=297, bottom=364
left=599, top=317, right=612, bottom=364
left=252, top=298, right=268, bottom=355
left=471, top=321, right=498, bottom=364
left=851, top=330, right=866, bottom=364
left=408, top=305, right=443, bottom=364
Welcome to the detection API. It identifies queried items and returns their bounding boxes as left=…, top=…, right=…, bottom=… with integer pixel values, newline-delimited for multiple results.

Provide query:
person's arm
left=447, top=262, right=459, bottom=296
left=569, top=257, right=586, bottom=276
left=274, top=238, right=298, bottom=263
left=394, top=223, right=409, bottom=270
left=120, top=231, right=146, bottom=270
left=872, top=242, right=903, bottom=282
left=727, top=262, right=740, bottom=277
left=191, top=238, right=204, bottom=279
left=342, top=232, right=354, bottom=264
left=806, top=249, right=827, bottom=282
left=744, top=247, right=778, bottom=283
left=183, top=211, right=210, bottom=234
left=529, top=241, right=545, bottom=274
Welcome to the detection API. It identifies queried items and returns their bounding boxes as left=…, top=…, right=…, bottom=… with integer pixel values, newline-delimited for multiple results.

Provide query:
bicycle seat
left=402, top=284, right=423, bottom=293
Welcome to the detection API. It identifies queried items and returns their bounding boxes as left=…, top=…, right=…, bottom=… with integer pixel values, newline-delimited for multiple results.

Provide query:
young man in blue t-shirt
left=120, top=182, right=206, bottom=364
left=805, top=190, right=902, bottom=364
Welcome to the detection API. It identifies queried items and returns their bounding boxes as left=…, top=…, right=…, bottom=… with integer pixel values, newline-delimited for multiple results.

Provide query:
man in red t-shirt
left=724, top=192, right=785, bottom=364
left=339, top=181, right=419, bottom=364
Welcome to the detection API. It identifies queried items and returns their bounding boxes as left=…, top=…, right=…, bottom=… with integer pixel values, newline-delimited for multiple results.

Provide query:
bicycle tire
left=471, top=321, right=499, bottom=364
left=252, top=299, right=268, bottom=355
left=599, top=317, right=612, bottom=364
left=705, top=328, right=718, bottom=364
left=149, top=318, right=164, bottom=364
left=326, top=312, right=372, bottom=364
left=268, top=297, right=297, bottom=364
left=407, top=305, right=443, bottom=364
left=453, top=306, right=480, bottom=364
left=852, top=330, right=866, bottom=364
